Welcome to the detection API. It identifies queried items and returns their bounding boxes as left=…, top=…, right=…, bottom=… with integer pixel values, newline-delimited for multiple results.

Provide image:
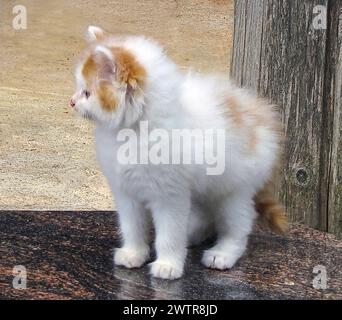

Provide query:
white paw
left=149, top=260, right=183, bottom=280
left=114, top=247, right=149, bottom=268
left=201, top=250, right=239, bottom=270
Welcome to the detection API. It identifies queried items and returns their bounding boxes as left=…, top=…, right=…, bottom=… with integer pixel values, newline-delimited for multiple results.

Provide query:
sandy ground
left=0, top=0, right=234, bottom=210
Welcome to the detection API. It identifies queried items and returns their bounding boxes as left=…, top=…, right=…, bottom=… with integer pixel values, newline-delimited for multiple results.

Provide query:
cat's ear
left=86, top=26, right=106, bottom=42
left=93, top=45, right=146, bottom=101
left=93, top=46, right=116, bottom=83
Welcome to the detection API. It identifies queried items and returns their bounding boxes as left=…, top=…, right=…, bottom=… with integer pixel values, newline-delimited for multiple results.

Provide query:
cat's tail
left=254, top=185, right=287, bottom=234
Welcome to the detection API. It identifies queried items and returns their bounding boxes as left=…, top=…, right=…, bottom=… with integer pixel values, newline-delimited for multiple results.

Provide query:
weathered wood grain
left=231, top=0, right=248, bottom=87
left=231, top=0, right=265, bottom=90
left=325, top=1, right=342, bottom=237
left=231, top=0, right=341, bottom=236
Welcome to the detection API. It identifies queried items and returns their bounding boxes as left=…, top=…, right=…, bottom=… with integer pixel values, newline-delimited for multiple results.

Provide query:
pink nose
left=69, top=98, right=76, bottom=108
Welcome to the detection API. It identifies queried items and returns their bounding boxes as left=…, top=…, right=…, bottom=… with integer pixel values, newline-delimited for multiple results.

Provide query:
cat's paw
left=201, top=250, right=239, bottom=270
left=149, top=260, right=183, bottom=280
left=114, top=247, right=150, bottom=269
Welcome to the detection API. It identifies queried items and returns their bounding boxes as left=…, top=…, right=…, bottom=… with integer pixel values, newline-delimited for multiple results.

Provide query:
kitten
left=70, top=26, right=287, bottom=280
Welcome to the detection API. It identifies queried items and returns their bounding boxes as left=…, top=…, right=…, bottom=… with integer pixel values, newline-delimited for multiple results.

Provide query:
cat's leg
left=187, top=202, right=215, bottom=247
left=114, top=192, right=151, bottom=268
left=149, top=196, right=191, bottom=280
left=201, top=192, right=256, bottom=270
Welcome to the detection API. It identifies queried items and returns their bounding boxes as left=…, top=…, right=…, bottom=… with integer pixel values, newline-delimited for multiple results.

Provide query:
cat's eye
left=83, top=90, right=91, bottom=99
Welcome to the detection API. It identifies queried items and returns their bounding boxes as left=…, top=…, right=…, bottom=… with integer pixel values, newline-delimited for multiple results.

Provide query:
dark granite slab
left=0, top=211, right=341, bottom=300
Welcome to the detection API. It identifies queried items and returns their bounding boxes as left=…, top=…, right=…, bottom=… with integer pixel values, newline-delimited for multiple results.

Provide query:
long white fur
left=72, top=29, right=280, bottom=280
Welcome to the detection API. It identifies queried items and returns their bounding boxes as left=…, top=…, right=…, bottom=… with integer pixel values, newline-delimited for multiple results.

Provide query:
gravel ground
left=0, top=0, right=234, bottom=210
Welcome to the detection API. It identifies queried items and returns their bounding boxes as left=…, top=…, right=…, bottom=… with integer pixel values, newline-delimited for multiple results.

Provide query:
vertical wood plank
left=242, top=0, right=265, bottom=91
left=231, top=0, right=332, bottom=231
left=231, top=0, right=265, bottom=89
left=259, top=0, right=328, bottom=229
left=231, top=0, right=247, bottom=86
left=325, top=1, right=342, bottom=236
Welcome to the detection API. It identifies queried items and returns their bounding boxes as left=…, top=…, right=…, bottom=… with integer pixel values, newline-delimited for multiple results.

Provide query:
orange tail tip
left=254, top=189, right=288, bottom=234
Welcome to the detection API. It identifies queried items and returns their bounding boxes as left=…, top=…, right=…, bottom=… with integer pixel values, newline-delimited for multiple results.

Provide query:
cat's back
left=180, top=72, right=281, bottom=186
left=181, top=72, right=280, bottom=142
left=180, top=73, right=228, bottom=128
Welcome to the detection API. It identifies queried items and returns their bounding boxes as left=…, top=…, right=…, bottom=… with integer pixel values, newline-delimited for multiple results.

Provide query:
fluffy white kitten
left=70, top=26, right=287, bottom=280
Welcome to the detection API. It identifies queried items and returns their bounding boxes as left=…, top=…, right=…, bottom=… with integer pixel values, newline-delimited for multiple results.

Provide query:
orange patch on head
left=111, top=47, right=146, bottom=89
left=97, top=83, right=118, bottom=112
left=80, top=46, right=146, bottom=113
left=81, top=53, right=118, bottom=112
left=82, top=55, right=97, bottom=87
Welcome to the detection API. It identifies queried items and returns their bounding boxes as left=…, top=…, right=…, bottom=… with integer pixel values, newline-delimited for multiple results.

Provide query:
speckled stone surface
left=0, top=211, right=341, bottom=300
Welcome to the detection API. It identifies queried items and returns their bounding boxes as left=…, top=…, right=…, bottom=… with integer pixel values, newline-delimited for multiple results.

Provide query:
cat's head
left=70, top=26, right=147, bottom=126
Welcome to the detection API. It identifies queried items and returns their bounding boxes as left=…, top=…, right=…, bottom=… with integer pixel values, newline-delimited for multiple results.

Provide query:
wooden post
left=231, top=0, right=342, bottom=236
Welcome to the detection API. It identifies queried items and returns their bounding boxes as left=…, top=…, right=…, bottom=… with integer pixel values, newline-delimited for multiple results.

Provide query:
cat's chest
left=95, top=130, right=161, bottom=188
left=115, top=163, right=172, bottom=202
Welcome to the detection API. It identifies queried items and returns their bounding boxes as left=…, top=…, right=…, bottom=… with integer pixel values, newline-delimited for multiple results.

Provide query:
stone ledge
left=0, top=211, right=341, bottom=299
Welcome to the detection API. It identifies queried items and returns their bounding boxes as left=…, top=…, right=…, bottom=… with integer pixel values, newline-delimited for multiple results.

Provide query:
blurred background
left=0, top=0, right=234, bottom=210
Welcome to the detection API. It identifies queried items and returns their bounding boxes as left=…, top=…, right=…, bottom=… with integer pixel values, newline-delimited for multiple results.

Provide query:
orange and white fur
left=70, top=26, right=287, bottom=280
